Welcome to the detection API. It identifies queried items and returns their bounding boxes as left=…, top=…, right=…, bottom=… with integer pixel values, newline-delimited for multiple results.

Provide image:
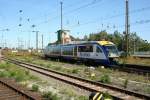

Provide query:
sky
left=0, top=0, right=150, bottom=49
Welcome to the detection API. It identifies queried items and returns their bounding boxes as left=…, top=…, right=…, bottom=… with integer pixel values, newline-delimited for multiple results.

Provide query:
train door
left=73, top=46, right=77, bottom=57
left=0, top=47, right=1, bottom=59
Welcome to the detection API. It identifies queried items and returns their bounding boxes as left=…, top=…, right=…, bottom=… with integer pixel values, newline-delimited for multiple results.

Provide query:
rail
left=0, top=78, right=41, bottom=100
left=110, top=64, right=150, bottom=76
left=2, top=57, right=150, bottom=100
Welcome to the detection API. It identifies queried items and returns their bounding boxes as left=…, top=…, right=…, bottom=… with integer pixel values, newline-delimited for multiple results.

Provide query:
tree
left=83, top=35, right=88, bottom=41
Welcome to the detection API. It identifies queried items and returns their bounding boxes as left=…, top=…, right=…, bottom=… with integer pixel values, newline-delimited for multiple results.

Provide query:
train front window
left=96, top=46, right=102, bottom=53
left=105, top=45, right=118, bottom=54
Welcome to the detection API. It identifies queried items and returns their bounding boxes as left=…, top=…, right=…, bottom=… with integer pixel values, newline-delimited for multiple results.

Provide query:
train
left=44, top=41, right=119, bottom=65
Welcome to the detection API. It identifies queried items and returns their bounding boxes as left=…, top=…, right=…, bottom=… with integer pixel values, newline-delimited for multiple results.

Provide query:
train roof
left=47, top=41, right=115, bottom=46
left=98, top=41, right=114, bottom=45
left=67, top=41, right=114, bottom=45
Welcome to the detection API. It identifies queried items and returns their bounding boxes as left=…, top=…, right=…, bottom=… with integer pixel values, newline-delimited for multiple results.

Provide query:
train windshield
left=105, top=45, right=118, bottom=54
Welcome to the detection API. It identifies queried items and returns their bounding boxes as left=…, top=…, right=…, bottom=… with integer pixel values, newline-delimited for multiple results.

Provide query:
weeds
left=90, top=73, right=96, bottom=80
left=46, top=64, right=51, bottom=68
left=84, top=68, right=91, bottom=75
left=71, top=68, right=79, bottom=74
left=0, top=71, right=9, bottom=77
left=25, top=70, right=30, bottom=75
left=103, top=92, right=112, bottom=99
left=32, top=84, right=39, bottom=92
left=53, top=66, right=62, bottom=70
left=0, top=62, right=38, bottom=82
left=143, top=87, right=150, bottom=94
left=123, top=79, right=128, bottom=88
left=42, top=91, right=59, bottom=100
left=100, top=74, right=111, bottom=83
left=78, top=95, right=88, bottom=100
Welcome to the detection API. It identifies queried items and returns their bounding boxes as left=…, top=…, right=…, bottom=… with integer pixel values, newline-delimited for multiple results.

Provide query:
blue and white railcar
left=44, top=41, right=119, bottom=65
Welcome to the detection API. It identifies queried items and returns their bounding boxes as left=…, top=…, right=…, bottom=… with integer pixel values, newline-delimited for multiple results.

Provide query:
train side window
left=96, top=46, right=102, bottom=53
left=78, top=46, right=85, bottom=52
left=62, top=46, right=73, bottom=55
left=86, top=45, right=93, bottom=52
left=78, top=45, right=93, bottom=52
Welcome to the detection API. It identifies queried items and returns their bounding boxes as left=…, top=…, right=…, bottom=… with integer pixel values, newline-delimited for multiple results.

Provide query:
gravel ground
left=21, top=67, right=90, bottom=100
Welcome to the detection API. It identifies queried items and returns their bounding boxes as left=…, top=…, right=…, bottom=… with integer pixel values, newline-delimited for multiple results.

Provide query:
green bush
left=32, top=84, right=39, bottom=92
left=71, top=69, right=79, bottom=74
left=100, top=75, right=111, bottom=83
left=42, top=91, right=59, bottom=100
left=9, top=71, right=17, bottom=77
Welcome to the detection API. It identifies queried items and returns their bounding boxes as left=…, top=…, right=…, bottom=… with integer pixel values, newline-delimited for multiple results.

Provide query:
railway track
left=2, top=57, right=150, bottom=100
left=41, top=56, right=150, bottom=76
left=38, top=54, right=150, bottom=76
left=0, top=78, right=41, bottom=100
left=110, top=64, right=150, bottom=76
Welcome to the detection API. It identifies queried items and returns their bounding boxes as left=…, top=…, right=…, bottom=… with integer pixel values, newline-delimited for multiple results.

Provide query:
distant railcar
left=44, top=41, right=119, bottom=65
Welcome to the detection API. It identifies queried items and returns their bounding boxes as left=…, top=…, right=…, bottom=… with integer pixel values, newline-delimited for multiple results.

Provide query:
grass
left=143, top=87, right=150, bottom=94
left=32, top=84, right=39, bottom=92
left=42, top=91, right=59, bottom=100
left=0, top=61, right=39, bottom=82
left=119, top=56, right=150, bottom=66
left=99, top=74, right=111, bottom=84
left=103, top=92, right=113, bottom=99
left=78, top=96, right=88, bottom=100
left=60, top=87, right=76, bottom=97
left=123, top=79, right=128, bottom=88
left=71, top=68, right=79, bottom=74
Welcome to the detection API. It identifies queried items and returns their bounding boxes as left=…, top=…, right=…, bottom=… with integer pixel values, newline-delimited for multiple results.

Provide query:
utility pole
left=125, top=0, right=130, bottom=55
left=36, top=31, right=39, bottom=51
left=0, top=29, right=9, bottom=49
left=60, top=1, right=63, bottom=30
left=1, top=33, right=4, bottom=48
left=42, top=34, right=43, bottom=50
left=28, top=33, right=30, bottom=49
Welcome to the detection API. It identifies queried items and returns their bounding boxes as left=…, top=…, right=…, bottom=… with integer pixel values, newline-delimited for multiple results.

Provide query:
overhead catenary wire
left=1, top=0, right=150, bottom=47
left=30, top=0, right=87, bottom=22
left=3, top=1, right=150, bottom=32
left=76, top=19, right=150, bottom=35
left=68, top=6, right=150, bottom=29
left=34, top=0, right=103, bottom=27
